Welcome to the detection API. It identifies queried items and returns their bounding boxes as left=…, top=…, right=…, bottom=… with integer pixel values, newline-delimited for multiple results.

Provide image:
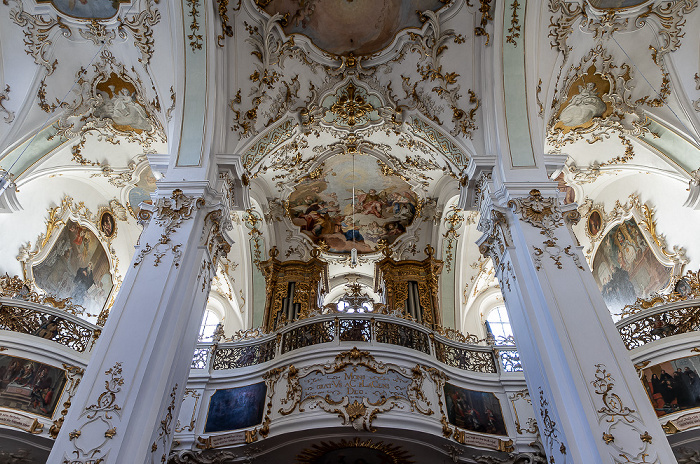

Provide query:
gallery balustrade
left=0, top=297, right=101, bottom=353
left=190, top=313, right=522, bottom=375
left=616, top=298, right=700, bottom=350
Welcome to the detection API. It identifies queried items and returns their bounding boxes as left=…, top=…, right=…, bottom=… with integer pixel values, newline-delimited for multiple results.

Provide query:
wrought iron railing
left=0, top=298, right=101, bottom=353
left=616, top=299, right=700, bottom=350
left=196, top=314, right=521, bottom=375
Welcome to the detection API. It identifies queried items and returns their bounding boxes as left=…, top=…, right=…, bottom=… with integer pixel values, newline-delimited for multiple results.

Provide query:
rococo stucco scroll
left=278, top=347, right=433, bottom=432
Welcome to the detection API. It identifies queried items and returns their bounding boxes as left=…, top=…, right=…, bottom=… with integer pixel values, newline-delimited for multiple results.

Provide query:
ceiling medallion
left=322, top=81, right=382, bottom=130
left=296, top=438, right=414, bottom=464
left=329, top=83, right=374, bottom=127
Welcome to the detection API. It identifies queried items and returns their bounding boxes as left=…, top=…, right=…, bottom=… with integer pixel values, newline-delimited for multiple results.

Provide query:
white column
left=48, top=183, right=233, bottom=464
left=476, top=180, right=677, bottom=464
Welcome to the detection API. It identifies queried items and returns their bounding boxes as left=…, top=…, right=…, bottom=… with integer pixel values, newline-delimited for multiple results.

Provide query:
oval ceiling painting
left=260, top=0, right=447, bottom=56
left=288, top=154, right=418, bottom=254
left=38, top=0, right=131, bottom=19
left=589, top=0, right=648, bottom=9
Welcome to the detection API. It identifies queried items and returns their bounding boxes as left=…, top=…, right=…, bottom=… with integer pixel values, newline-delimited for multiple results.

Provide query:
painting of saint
left=640, top=354, right=700, bottom=418
left=38, top=0, right=129, bottom=19
left=558, top=83, right=607, bottom=128
left=587, top=210, right=602, bottom=237
left=128, top=167, right=157, bottom=220
left=443, top=383, right=507, bottom=436
left=0, top=354, right=66, bottom=418
left=32, top=220, right=114, bottom=315
left=100, top=211, right=116, bottom=238
left=94, top=73, right=152, bottom=133
left=204, top=383, right=267, bottom=433
left=554, top=172, right=576, bottom=205
left=288, top=154, right=419, bottom=253
left=592, top=218, right=672, bottom=313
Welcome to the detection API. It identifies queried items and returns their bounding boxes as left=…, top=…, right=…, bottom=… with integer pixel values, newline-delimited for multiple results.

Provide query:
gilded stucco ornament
left=278, top=348, right=433, bottom=432
left=0, top=84, right=15, bottom=123
left=47, top=51, right=165, bottom=166
left=151, top=384, right=178, bottom=464
left=442, top=205, right=465, bottom=272
left=590, top=364, right=660, bottom=463
left=134, top=189, right=205, bottom=268
left=64, top=362, right=124, bottom=464
left=508, top=189, right=584, bottom=272
left=117, top=0, right=161, bottom=66
left=6, top=0, right=72, bottom=75
left=50, top=364, right=85, bottom=439
left=186, top=0, right=203, bottom=51
left=537, top=388, right=567, bottom=463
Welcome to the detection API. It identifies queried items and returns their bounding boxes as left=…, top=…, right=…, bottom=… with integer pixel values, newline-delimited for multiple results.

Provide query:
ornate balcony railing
left=193, top=314, right=521, bottom=375
left=0, top=297, right=101, bottom=353
left=616, top=299, right=700, bottom=350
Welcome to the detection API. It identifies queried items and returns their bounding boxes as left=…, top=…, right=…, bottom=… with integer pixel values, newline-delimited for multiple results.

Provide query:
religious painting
left=288, top=154, right=419, bottom=253
left=32, top=220, right=114, bottom=314
left=99, top=211, right=116, bottom=238
left=94, top=73, right=153, bottom=133
left=128, top=166, right=157, bottom=220
left=592, top=218, right=672, bottom=313
left=261, top=0, right=446, bottom=55
left=587, top=210, right=603, bottom=237
left=640, top=354, right=700, bottom=418
left=589, top=0, right=649, bottom=9
left=443, top=383, right=507, bottom=435
left=38, top=0, right=130, bottom=19
left=0, top=354, right=66, bottom=418
left=296, top=439, right=414, bottom=464
left=554, top=172, right=575, bottom=205
left=675, top=277, right=693, bottom=297
left=204, top=382, right=267, bottom=433
left=554, top=66, right=613, bottom=133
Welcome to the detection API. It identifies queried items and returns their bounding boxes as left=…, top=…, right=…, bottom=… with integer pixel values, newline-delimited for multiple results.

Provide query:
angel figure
left=356, top=188, right=385, bottom=218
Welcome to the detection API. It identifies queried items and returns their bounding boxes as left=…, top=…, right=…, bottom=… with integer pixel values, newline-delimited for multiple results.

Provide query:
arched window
left=485, top=306, right=514, bottom=344
left=198, top=309, right=222, bottom=342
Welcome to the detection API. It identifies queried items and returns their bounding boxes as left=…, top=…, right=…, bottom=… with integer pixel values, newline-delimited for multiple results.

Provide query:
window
left=485, top=306, right=514, bottom=344
left=199, top=309, right=221, bottom=342
left=336, top=298, right=373, bottom=313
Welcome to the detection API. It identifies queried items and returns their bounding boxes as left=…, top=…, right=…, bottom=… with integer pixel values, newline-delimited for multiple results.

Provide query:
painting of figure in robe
left=288, top=154, right=418, bottom=253
left=640, top=354, right=700, bottom=418
left=592, top=218, right=672, bottom=313
left=204, top=383, right=267, bottom=433
left=94, top=73, right=152, bottom=133
left=444, top=383, right=507, bottom=435
left=128, top=167, right=157, bottom=220
left=0, top=354, right=66, bottom=418
left=33, top=220, right=114, bottom=314
left=38, top=0, right=129, bottom=19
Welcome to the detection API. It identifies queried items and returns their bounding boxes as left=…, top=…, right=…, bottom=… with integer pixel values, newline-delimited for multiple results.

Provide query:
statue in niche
left=94, top=86, right=152, bottom=132
left=559, top=83, right=607, bottom=127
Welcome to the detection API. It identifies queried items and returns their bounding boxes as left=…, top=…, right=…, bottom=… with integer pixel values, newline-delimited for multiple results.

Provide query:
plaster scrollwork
left=49, top=364, right=84, bottom=439
left=397, top=11, right=480, bottom=139
left=442, top=205, right=465, bottom=273
left=0, top=84, right=15, bottom=123
left=48, top=51, right=165, bottom=166
left=509, top=389, right=539, bottom=435
left=590, top=364, right=659, bottom=463
left=151, top=384, right=178, bottom=464
left=79, top=20, right=117, bottom=46
left=230, top=14, right=298, bottom=138
left=694, top=72, right=700, bottom=112
left=117, top=0, right=161, bottom=66
left=174, top=389, right=201, bottom=433
left=537, top=387, right=567, bottom=463
left=6, top=0, right=72, bottom=75
left=65, top=362, right=124, bottom=464
left=508, top=189, right=584, bottom=272
left=168, top=450, right=239, bottom=464
left=134, top=189, right=205, bottom=269
left=277, top=347, right=433, bottom=432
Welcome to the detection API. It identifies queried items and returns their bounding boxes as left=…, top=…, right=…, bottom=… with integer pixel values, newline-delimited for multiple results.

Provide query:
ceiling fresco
left=37, top=0, right=131, bottom=19
left=260, top=0, right=447, bottom=56
left=287, top=153, right=419, bottom=253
